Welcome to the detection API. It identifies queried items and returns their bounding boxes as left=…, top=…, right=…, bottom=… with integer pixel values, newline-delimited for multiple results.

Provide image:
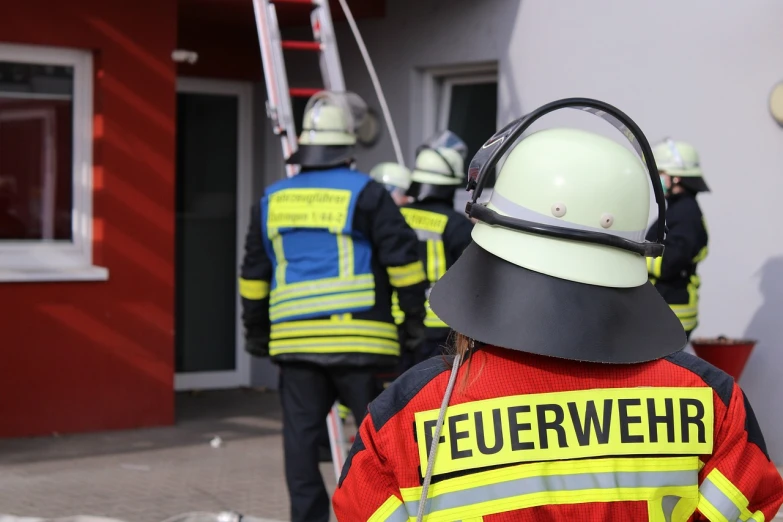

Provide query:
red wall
left=0, top=0, right=178, bottom=436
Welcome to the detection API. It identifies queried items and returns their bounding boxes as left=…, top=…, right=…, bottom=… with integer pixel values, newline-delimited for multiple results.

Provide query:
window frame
left=419, top=63, right=499, bottom=209
left=436, top=72, right=499, bottom=132
left=0, top=42, right=107, bottom=282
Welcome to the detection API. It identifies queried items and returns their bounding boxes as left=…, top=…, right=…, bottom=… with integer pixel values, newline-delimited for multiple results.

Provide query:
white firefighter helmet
left=408, top=131, right=468, bottom=200
left=429, top=98, right=686, bottom=365
left=653, top=138, right=710, bottom=192
left=474, top=128, right=651, bottom=288
left=286, top=91, right=368, bottom=167
left=369, top=162, right=412, bottom=192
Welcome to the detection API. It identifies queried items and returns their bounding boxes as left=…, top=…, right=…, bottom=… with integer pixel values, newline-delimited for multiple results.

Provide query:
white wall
left=331, top=0, right=519, bottom=169
left=506, top=0, right=783, bottom=461
left=271, top=0, right=783, bottom=458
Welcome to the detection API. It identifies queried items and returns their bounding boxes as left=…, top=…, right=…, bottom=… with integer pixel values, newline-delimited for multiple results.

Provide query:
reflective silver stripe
left=405, top=469, right=697, bottom=517
left=699, top=477, right=750, bottom=522
left=662, top=495, right=680, bottom=522
left=269, top=339, right=397, bottom=351
left=489, top=191, right=647, bottom=242
left=415, top=229, right=443, bottom=242
left=271, top=322, right=397, bottom=339
left=270, top=275, right=373, bottom=303
left=270, top=292, right=374, bottom=319
left=339, top=234, right=352, bottom=278
left=384, top=503, right=409, bottom=522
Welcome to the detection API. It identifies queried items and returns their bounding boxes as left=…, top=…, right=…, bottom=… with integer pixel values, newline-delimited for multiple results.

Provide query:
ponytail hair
left=449, top=332, right=485, bottom=392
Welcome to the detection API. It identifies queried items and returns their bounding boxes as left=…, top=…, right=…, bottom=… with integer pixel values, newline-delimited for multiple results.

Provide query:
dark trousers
left=279, top=362, right=380, bottom=522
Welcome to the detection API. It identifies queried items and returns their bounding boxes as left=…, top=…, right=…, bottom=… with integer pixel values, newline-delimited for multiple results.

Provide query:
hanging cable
left=416, top=353, right=461, bottom=522
left=335, top=0, right=405, bottom=166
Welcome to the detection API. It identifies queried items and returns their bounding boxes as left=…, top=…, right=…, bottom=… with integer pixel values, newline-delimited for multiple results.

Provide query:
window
left=0, top=43, right=106, bottom=282
left=436, top=74, right=499, bottom=175
left=422, top=65, right=498, bottom=210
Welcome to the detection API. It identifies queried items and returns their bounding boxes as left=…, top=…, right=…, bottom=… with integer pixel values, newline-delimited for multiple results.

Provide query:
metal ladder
left=252, top=0, right=349, bottom=480
left=253, top=0, right=346, bottom=178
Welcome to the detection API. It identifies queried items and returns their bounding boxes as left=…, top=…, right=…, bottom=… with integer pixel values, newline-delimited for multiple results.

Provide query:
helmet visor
left=467, top=107, right=647, bottom=196
left=465, top=98, right=666, bottom=257
left=419, top=130, right=468, bottom=160
left=303, top=90, right=368, bottom=134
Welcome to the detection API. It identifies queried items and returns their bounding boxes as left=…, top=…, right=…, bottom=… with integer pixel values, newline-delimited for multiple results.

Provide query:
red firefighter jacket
left=333, top=345, right=783, bottom=521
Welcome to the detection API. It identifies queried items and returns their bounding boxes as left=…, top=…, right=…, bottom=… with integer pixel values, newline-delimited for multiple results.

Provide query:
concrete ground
left=0, top=389, right=342, bottom=522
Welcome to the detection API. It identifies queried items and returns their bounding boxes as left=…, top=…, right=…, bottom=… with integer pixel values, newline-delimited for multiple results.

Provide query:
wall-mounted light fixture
left=171, top=50, right=199, bottom=65
left=357, top=107, right=382, bottom=148
left=770, top=81, right=783, bottom=127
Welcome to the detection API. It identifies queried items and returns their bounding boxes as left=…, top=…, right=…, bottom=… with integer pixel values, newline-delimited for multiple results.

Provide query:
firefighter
left=645, top=139, right=710, bottom=340
left=394, top=132, right=474, bottom=362
left=333, top=99, right=783, bottom=521
left=369, top=162, right=412, bottom=206
left=239, top=91, right=428, bottom=522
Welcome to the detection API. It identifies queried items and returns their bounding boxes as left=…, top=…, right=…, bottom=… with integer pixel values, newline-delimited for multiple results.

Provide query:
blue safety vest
left=261, top=168, right=375, bottom=324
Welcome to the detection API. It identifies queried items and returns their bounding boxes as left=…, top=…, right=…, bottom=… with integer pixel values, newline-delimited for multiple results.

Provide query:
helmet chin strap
left=416, top=353, right=462, bottom=522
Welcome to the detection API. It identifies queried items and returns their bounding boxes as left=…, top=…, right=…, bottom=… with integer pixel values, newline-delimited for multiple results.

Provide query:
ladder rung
left=270, top=0, right=316, bottom=5
left=281, top=40, right=322, bottom=51
left=290, top=87, right=321, bottom=97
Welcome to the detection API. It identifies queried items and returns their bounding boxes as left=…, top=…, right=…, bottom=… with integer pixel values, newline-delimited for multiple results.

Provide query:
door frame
left=174, top=77, right=254, bottom=391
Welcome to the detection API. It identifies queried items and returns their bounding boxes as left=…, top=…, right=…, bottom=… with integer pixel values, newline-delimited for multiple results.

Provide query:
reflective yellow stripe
left=678, top=317, right=698, bottom=332
left=368, top=495, right=408, bottom=522
left=337, top=233, right=355, bottom=278
left=272, top=236, right=286, bottom=287
left=670, top=275, right=700, bottom=332
left=698, top=468, right=765, bottom=522
left=388, top=261, right=427, bottom=287
left=648, top=498, right=666, bottom=522
left=400, top=208, right=449, bottom=234
left=673, top=496, right=700, bottom=522
left=269, top=291, right=376, bottom=322
left=270, top=317, right=398, bottom=340
left=425, top=299, right=448, bottom=328
left=270, top=274, right=375, bottom=304
left=337, top=403, right=351, bottom=419
left=238, top=278, right=269, bottom=300
left=648, top=495, right=697, bottom=522
left=400, top=457, right=699, bottom=521
left=425, top=239, right=447, bottom=283
left=391, top=291, right=405, bottom=325
left=394, top=289, right=448, bottom=328
left=435, top=240, right=446, bottom=279
left=426, top=240, right=437, bottom=282
left=269, top=336, right=399, bottom=356
left=337, top=233, right=347, bottom=277
left=647, top=256, right=663, bottom=278
left=670, top=305, right=698, bottom=317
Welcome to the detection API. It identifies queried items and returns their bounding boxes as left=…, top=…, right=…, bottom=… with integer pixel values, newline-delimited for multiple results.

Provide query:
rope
left=335, top=0, right=405, bottom=165
left=416, top=353, right=461, bottom=522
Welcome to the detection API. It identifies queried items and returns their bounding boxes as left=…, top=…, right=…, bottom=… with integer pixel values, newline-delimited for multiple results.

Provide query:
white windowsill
left=0, top=266, right=109, bottom=283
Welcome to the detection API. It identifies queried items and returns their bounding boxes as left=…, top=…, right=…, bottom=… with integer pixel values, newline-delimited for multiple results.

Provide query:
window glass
left=0, top=61, right=74, bottom=241
left=446, top=81, right=498, bottom=187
